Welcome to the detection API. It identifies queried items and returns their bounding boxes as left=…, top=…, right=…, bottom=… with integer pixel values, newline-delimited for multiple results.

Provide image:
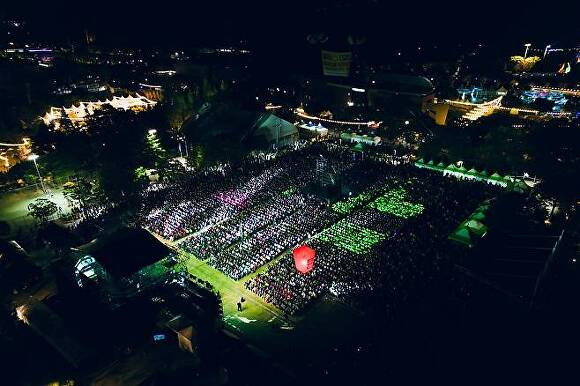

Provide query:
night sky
left=2, top=0, right=578, bottom=51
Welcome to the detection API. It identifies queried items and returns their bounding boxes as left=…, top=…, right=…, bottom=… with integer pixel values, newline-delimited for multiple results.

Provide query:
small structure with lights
left=41, top=94, right=157, bottom=130
left=73, top=227, right=171, bottom=293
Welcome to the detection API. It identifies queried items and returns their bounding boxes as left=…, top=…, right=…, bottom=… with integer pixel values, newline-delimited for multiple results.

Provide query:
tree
left=146, top=130, right=168, bottom=167
left=510, top=56, right=541, bottom=72
left=28, top=198, right=58, bottom=223
left=63, top=178, right=105, bottom=207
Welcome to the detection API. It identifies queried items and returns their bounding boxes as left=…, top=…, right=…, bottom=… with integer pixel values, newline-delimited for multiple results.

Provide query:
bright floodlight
left=27, top=154, right=39, bottom=161
left=148, top=129, right=157, bottom=135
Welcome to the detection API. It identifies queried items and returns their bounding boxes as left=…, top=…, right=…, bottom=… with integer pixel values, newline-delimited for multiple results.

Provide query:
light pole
left=28, top=154, right=46, bottom=193
left=543, top=44, right=551, bottom=58
left=524, top=43, right=532, bottom=58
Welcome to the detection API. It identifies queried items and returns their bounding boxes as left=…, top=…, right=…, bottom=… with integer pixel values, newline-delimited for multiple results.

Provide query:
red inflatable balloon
left=293, top=245, right=316, bottom=274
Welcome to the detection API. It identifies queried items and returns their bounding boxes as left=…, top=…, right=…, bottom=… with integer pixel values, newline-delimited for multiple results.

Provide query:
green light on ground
left=368, top=187, right=424, bottom=219
left=317, top=219, right=384, bottom=254
left=332, top=191, right=373, bottom=214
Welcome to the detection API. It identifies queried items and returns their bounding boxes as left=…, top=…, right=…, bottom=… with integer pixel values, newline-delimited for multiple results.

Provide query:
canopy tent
left=252, top=113, right=298, bottom=147
left=512, top=180, right=527, bottom=192
left=448, top=227, right=473, bottom=247
left=414, top=160, right=526, bottom=192
left=469, top=211, right=486, bottom=221
left=488, top=172, right=508, bottom=187
left=467, top=168, right=478, bottom=176
left=449, top=199, right=493, bottom=247
left=464, top=219, right=488, bottom=237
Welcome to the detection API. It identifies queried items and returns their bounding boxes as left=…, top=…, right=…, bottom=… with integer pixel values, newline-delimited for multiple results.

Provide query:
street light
left=524, top=43, right=532, bottom=58
left=543, top=44, right=551, bottom=58
left=27, top=154, right=46, bottom=193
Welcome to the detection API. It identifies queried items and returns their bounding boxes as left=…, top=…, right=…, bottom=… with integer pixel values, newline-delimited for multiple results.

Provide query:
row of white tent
left=41, top=94, right=157, bottom=126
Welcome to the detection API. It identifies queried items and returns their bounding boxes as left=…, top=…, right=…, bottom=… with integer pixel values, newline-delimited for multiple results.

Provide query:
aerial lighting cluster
left=40, top=94, right=157, bottom=130
left=317, top=219, right=384, bottom=254
left=530, top=85, right=580, bottom=97
left=295, top=107, right=379, bottom=127
left=368, top=188, right=424, bottom=219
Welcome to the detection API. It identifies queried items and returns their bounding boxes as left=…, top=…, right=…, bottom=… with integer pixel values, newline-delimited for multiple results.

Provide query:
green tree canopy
left=28, top=198, right=58, bottom=223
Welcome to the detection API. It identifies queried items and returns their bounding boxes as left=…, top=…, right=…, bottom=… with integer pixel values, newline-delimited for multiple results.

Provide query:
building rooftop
left=372, top=74, right=435, bottom=96
left=80, top=228, right=170, bottom=279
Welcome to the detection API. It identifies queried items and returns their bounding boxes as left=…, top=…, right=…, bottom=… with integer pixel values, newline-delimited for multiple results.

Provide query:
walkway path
left=148, top=230, right=292, bottom=335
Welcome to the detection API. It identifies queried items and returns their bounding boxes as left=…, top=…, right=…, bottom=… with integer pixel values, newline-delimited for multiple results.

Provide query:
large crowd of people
left=208, top=198, right=338, bottom=279
left=139, top=141, right=498, bottom=315
left=245, top=164, right=496, bottom=315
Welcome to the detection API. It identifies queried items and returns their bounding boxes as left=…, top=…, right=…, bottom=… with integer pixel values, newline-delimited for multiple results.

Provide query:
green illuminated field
left=317, top=219, right=385, bottom=254
left=332, top=191, right=374, bottom=214
left=368, top=187, right=424, bottom=219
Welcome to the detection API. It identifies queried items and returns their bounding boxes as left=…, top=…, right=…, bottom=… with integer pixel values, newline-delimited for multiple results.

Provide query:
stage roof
left=81, top=228, right=169, bottom=278
left=372, top=74, right=435, bottom=96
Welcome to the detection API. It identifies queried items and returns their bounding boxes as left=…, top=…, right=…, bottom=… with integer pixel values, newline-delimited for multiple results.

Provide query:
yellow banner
left=321, top=50, right=352, bottom=77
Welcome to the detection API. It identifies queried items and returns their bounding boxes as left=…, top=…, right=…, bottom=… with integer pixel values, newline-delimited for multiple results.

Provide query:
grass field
left=178, top=248, right=290, bottom=332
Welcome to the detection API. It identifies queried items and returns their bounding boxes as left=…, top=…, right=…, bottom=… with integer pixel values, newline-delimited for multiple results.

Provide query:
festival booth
left=449, top=199, right=492, bottom=247
left=299, top=122, right=329, bottom=136
left=340, top=132, right=381, bottom=146
left=488, top=172, right=508, bottom=187
left=415, top=159, right=527, bottom=191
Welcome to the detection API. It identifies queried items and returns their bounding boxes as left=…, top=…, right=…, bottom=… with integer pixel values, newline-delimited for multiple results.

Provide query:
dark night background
left=2, top=0, right=579, bottom=50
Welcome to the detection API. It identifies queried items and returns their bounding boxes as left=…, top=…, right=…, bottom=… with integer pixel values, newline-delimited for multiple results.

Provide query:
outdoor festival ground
left=139, top=147, right=490, bottom=352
